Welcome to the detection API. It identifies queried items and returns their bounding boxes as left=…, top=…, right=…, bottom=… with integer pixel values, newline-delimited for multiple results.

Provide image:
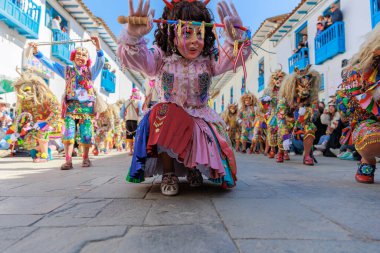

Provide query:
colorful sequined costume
left=336, top=68, right=380, bottom=183
left=94, top=105, right=114, bottom=153
left=277, top=66, right=321, bottom=165
left=6, top=72, right=61, bottom=161
left=34, top=49, right=105, bottom=148
left=118, top=25, right=250, bottom=188
left=250, top=97, right=269, bottom=153
left=238, top=92, right=257, bottom=153
left=263, top=70, right=286, bottom=158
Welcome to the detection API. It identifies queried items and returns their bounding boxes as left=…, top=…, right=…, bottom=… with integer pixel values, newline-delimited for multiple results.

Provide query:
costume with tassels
left=263, top=69, right=286, bottom=158
left=6, top=72, right=61, bottom=162
left=118, top=0, right=251, bottom=193
left=250, top=96, right=269, bottom=154
left=238, top=92, right=257, bottom=153
left=94, top=105, right=114, bottom=154
left=277, top=65, right=321, bottom=165
left=222, top=103, right=240, bottom=149
left=336, top=25, right=380, bottom=183
left=32, top=42, right=105, bottom=169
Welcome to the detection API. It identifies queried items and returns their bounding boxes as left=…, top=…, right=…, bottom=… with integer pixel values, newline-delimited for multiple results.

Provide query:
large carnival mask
left=71, top=47, right=90, bottom=67
left=295, top=66, right=313, bottom=99
left=272, top=70, right=285, bottom=88
left=228, top=103, right=238, bottom=114
left=18, top=83, right=35, bottom=101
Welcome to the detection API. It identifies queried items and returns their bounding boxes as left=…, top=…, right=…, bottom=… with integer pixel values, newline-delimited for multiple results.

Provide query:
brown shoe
left=82, top=159, right=92, bottom=168
left=61, top=161, right=73, bottom=170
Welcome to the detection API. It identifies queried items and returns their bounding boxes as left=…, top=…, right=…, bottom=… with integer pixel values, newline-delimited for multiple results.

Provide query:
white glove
left=298, top=107, right=306, bottom=116
left=283, top=139, right=292, bottom=151
left=237, top=119, right=242, bottom=124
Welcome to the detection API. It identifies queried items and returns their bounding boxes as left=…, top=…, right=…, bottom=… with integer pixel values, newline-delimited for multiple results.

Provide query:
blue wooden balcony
left=52, top=30, right=73, bottom=65
left=288, top=48, right=310, bottom=74
left=371, top=0, right=380, bottom=28
left=101, top=70, right=116, bottom=93
left=315, top=22, right=346, bottom=65
left=0, top=0, right=40, bottom=39
left=258, top=75, right=264, bottom=92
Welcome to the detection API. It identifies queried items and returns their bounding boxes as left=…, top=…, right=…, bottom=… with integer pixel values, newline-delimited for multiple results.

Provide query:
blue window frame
left=371, top=0, right=380, bottom=28
left=221, top=94, right=225, bottom=112
left=45, top=2, right=68, bottom=30
left=241, top=77, right=246, bottom=95
left=320, top=74, right=325, bottom=91
left=258, top=58, right=264, bottom=92
left=230, top=87, right=234, bottom=104
left=295, top=22, right=308, bottom=48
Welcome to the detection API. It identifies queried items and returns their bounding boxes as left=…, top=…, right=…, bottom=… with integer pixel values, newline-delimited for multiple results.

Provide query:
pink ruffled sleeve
left=211, top=41, right=251, bottom=77
left=117, top=28, right=163, bottom=77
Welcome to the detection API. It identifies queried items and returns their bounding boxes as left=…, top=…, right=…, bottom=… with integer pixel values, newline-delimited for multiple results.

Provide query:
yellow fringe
left=177, top=20, right=182, bottom=38
left=201, top=21, right=205, bottom=39
left=233, top=40, right=239, bottom=57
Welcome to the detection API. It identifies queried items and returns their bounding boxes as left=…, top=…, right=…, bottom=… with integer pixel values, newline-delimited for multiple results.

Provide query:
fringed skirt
left=126, top=103, right=237, bottom=188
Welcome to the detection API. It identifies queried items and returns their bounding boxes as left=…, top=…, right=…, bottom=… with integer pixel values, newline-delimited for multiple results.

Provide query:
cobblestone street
left=1, top=152, right=380, bottom=253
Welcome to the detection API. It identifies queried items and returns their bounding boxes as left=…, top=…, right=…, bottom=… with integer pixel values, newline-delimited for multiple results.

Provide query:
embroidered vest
left=65, top=66, right=95, bottom=102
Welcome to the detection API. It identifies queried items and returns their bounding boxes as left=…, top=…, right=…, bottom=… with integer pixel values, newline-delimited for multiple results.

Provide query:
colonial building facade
left=213, top=0, right=379, bottom=114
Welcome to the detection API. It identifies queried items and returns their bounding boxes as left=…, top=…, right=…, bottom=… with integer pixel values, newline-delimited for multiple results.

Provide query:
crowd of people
left=222, top=23, right=380, bottom=185
left=316, top=3, right=343, bottom=37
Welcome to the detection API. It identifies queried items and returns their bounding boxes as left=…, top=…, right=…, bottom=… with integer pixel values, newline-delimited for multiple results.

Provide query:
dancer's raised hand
left=126, top=0, right=155, bottom=37
left=217, top=1, right=243, bottom=41
left=29, top=42, right=39, bottom=54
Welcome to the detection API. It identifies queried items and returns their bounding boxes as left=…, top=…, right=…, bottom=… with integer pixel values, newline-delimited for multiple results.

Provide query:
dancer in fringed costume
left=249, top=96, right=269, bottom=154
left=111, top=103, right=124, bottom=152
left=336, top=25, right=380, bottom=184
left=277, top=65, right=321, bottom=165
left=120, top=88, right=141, bottom=155
left=238, top=92, right=257, bottom=153
left=263, top=69, right=286, bottom=159
left=117, top=0, right=251, bottom=195
left=94, top=105, right=114, bottom=154
left=29, top=37, right=105, bottom=169
left=6, top=71, right=61, bottom=162
left=222, top=103, right=240, bottom=149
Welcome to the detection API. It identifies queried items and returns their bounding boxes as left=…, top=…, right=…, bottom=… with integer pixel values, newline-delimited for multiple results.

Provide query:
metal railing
left=315, top=21, right=346, bottom=65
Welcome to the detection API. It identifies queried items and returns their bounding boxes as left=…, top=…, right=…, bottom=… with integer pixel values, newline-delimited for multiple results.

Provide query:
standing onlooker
left=51, top=15, right=61, bottom=31
left=324, top=14, right=333, bottom=28
left=302, top=34, right=309, bottom=48
left=330, top=4, right=343, bottom=23
left=314, top=101, right=327, bottom=145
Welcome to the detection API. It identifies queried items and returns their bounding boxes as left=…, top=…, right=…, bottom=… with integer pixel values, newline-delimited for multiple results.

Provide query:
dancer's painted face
left=74, top=48, right=89, bottom=67
left=175, top=26, right=204, bottom=60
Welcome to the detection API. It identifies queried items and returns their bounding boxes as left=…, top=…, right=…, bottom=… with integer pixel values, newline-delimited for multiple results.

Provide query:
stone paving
left=1, top=151, right=380, bottom=253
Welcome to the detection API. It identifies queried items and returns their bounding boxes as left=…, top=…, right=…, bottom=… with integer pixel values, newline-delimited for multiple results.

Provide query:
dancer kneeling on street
left=118, top=0, right=251, bottom=196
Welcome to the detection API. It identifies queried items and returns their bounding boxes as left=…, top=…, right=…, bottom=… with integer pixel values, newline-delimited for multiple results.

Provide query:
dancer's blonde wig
left=350, top=24, right=380, bottom=71
left=13, top=71, right=53, bottom=106
left=279, top=65, right=321, bottom=107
